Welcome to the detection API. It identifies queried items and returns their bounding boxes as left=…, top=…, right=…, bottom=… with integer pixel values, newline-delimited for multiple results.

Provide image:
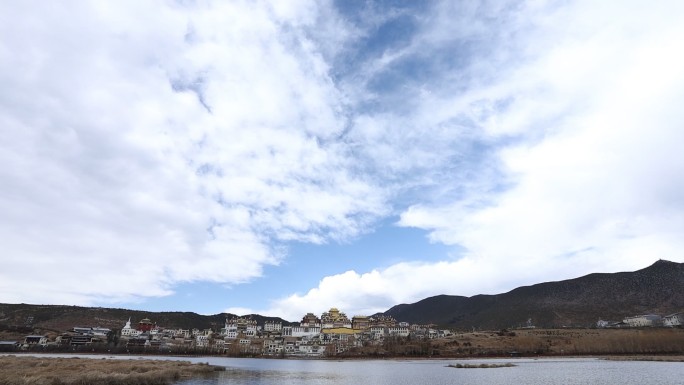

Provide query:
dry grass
left=603, top=356, right=684, bottom=362
left=430, top=328, right=684, bottom=356
left=0, top=356, right=223, bottom=385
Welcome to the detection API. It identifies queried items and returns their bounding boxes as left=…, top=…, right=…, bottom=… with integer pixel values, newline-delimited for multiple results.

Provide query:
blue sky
left=2, top=0, right=684, bottom=321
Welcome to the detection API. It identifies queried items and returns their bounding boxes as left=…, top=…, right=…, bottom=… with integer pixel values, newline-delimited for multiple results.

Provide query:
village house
left=623, top=314, right=662, bottom=327
left=69, top=334, right=94, bottom=346
left=366, top=325, right=386, bottom=340
left=126, top=337, right=149, bottom=348
left=172, top=329, right=191, bottom=338
left=22, top=335, right=48, bottom=348
left=663, top=312, right=682, bottom=327
left=297, top=341, right=326, bottom=356
left=72, top=326, right=111, bottom=337
left=223, top=317, right=258, bottom=339
left=0, top=341, right=19, bottom=352
left=55, top=334, right=72, bottom=346
left=195, top=334, right=209, bottom=348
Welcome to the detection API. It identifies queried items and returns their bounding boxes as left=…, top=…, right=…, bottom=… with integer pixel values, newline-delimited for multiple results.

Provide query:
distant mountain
left=3, top=261, right=682, bottom=335
left=0, top=303, right=292, bottom=335
left=384, top=260, right=684, bottom=329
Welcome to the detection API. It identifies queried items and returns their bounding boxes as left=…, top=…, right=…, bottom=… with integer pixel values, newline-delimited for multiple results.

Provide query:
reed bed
left=603, top=356, right=684, bottom=362
left=0, top=356, right=224, bottom=385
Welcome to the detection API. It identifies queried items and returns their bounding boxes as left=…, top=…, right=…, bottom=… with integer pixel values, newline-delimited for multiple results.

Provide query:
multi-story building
left=321, top=308, right=351, bottom=329
left=623, top=314, right=662, bottom=327
left=663, top=312, right=682, bottom=327
left=172, top=329, right=191, bottom=338
left=137, top=318, right=154, bottom=332
left=282, top=325, right=321, bottom=338
left=388, top=326, right=410, bottom=337
left=264, top=321, right=282, bottom=332
left=297, top=341, right=326, bottom=356
left=224, top=317, right=258, bottom=339
left=69, top=335, right=93, bottom=346
left=23, top=335, right=48, bottom=348
left=369, top=326, right=386, bottom=340
left=195, top=334, right=209, bottom=347
left=213, top=339, right=226, bottom=352
left=352, top=315, right=370, bottom=330
left=370, top=315, right=396, bottom=327
left=300, top=313, right=321, bottom=327
left=264, top=339, right=283, bottom=354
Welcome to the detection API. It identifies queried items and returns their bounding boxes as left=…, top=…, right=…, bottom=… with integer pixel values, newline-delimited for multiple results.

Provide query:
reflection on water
left=173, top=357, right=684, bottom=385
left=218, top=368, right=341, bottom=384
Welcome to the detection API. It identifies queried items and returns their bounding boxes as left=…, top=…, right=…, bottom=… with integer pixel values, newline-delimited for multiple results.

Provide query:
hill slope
left=384, top=260, right=684, bottom=329
left=0, top=303, right=291, bottom=336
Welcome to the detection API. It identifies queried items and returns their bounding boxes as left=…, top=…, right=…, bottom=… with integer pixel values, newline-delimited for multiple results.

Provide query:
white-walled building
left=224, top=318, right=257, bottom=339
left=663, top=312, right=682, bottom=327
left=264, top=321, right=282, bottom=332
left=282, top=326, right=321, bottom=338
left=23, top=335, right=48, bottom=347
left=298, top=342, right=326, bottom=356
left=388, top=326, right=410, bottom=337
left=225, top=328, right=238, bottom=339
left=195, top=334, right=209, bottom=347
left=121, top=318, right=141, bottom=337
left=172, top=329, right=191, bottom=338
left=623, top=314, right=662, bottom=327
left=369, top=326, right=386, bottom=340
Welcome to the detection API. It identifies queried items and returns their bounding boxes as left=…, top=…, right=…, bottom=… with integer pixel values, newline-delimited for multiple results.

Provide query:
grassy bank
left=603, top=355, right=684, bottom=362
left=421, top=328, right=684, bottom=357
left=0, top=356, right=224, bottom=385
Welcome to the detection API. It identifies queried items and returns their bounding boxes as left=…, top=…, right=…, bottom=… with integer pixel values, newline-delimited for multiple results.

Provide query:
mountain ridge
left=383, top=259, right=683, bottom=329
left=1, top=260, right=681, bottom=334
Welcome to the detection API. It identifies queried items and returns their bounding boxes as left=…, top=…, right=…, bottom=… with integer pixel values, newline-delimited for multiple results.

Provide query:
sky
left=1, top=0, right=684, bottom=322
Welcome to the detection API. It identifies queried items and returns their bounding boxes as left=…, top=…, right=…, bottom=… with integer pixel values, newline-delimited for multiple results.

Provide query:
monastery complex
left=111, top=307, right=439, bottom=356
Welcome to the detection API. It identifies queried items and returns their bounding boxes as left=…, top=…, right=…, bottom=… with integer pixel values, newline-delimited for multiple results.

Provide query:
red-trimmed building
left=137, top=318, right=154, bottom=332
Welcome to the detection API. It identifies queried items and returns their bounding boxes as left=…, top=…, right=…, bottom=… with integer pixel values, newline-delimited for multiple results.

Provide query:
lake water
left=16, top=354, right=684, bottom=385
left=180, top=356, right=683, bottom=385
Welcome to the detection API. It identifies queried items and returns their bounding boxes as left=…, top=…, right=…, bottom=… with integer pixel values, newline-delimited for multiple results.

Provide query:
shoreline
left=5, top=351, right=684, bottom=363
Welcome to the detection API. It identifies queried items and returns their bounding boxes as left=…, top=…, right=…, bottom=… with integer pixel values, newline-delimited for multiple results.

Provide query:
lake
left=177, top=356, right=683, bottom=385
left=20, top=354, right=684, bottom=385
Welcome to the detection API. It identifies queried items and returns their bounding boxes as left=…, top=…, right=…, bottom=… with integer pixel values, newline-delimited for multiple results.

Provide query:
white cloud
left=0, top=1, right=386, bottom=305
left=3, top=0, right=684, bottom=320
left=253, top=1, right=684, bottom=320
left=236, top=255, right=611, bottom=321
left=399, top=0, right=684, bottom=266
